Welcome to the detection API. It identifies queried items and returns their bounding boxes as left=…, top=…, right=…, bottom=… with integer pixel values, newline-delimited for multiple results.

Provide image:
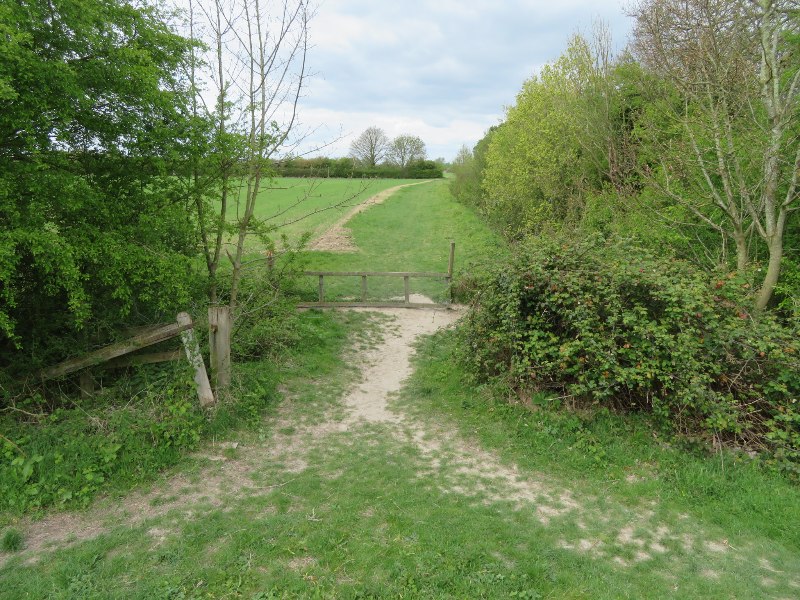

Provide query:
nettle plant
left=458, top=236, right=800, bottom=475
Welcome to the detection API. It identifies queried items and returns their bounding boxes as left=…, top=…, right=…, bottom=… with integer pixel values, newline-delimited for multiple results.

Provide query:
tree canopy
left=349, top=126, right=390, bottom=167
left=387, top=135, right=426, bottom=168
left=0, top=0, right=199, bottom=373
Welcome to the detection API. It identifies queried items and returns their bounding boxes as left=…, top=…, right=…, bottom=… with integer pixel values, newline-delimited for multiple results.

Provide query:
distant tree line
left=273, top=156, right=444, bottom=179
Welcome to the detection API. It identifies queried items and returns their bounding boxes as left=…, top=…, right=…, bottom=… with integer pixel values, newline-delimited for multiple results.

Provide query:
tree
left=349, top=126, right=389, bottom=166
left=183, top=0, right=325, bottom=386
left=631, top=0, right=800, bottom=309
left=387, top=134, right=426, bottom=168
left=0, top=0, right=199, bottom=375
left=482, top=35, right=600, bottom=236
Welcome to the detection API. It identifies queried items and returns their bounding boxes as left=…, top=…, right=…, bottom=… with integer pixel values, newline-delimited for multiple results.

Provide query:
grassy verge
left=0, top=310, right=366, bottom=521
left=296, top=179, right=506, bottom=302
left=393, top=329, right=800, bottom=594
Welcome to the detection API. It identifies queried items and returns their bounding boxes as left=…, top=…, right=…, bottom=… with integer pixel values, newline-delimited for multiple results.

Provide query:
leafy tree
left=0, top=0, right=199, bottom=375
left=349, top=126, right=390, bottom=167
left=481, top=35, right=595, bottom=236
left=387, top=134, right=426, bottom=168
left=450, top=130, right=496, bottom=209
left=631, top=0, right=800, bottom=309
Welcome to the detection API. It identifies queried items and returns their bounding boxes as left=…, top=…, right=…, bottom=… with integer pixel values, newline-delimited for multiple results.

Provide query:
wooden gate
left=297, top=242, right=456, bottom=309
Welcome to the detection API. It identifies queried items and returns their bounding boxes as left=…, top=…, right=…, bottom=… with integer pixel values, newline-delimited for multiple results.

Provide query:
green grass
left=391, top=329, right=800, bottom=597
left=3, top=326, right=798, bottom=598
left=0, top=530, right=22, bottom=553
left=294, top=179, right=507, bottom=302
left=4, top=178, right=797, bottom=597
left=226, top=177, right=421, bottom=251
left=0, top=309, right=369, bottom=520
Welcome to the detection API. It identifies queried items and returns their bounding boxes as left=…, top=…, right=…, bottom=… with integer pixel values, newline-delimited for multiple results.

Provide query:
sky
left=296, top=0, right=634, bottom=162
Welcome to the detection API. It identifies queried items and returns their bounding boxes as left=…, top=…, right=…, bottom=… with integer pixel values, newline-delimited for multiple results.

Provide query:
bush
left=457, top=235, right=800, bottom=475
left=0, top=367, right=203, bottom=513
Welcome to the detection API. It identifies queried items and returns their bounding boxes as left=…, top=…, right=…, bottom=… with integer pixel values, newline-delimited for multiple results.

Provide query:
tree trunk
left=755, top=235, right=783, bottom=311
left=733, top=229, right=748, bottom=273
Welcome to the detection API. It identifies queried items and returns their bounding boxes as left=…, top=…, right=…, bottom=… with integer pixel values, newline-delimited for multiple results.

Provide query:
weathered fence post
left=447, top=241, right=456, bottom=302
left=177, top=312, right=215, bottom=407
left=361, top=275, right=368, bottom=302
left=318, top=275, right=325, bottom=303
left=404, top=275, right=410, bottom=304
left=267, top=250, right=275, bottom=273
left=79, top=371, right=94, bottom=399
left=208, top=305, right=232, bottom=390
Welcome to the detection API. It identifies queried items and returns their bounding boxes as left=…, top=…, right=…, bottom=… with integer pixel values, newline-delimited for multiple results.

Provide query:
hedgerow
left=457, top=236, right=800, bottom=476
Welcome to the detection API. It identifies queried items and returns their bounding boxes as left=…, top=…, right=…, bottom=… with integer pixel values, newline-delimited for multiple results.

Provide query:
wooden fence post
left=447, top=241, right=456, bottom=302
left=177, top=312, right=215, bottom=407
left=208, top=306, right=232, bottom=390
left=318, top=275, right=325, bottom=303
left=79, top=371, right=94, bottom=399
left=361, top=275, right=367, bottom=302
left=404, top=275, right=410, bottom=304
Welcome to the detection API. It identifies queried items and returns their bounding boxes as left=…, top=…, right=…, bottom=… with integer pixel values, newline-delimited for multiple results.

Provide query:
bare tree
left=349, top=126, right=389, bottom=166
left=387, top=134, right=426, bottom=168
left=631, top=0, right=800, bottom=309
left=181, top=0, right=311, bottom=387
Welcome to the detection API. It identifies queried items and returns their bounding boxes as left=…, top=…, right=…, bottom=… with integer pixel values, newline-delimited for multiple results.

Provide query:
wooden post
left=79, top=371, right=94, bottom=399
left=404, top=276, right=410, bottom=304
left=447, top=241, right=456, bottom=303
left=177, top=312, right=215, bottom=407
left=318, top=275, right=325, bottom=303
left=208, top=306, right=232, bottom=390
left=361, top=275, right=367, bottom=302
left=267, top=250, right=275, bottom=273
left=447, top=241, right=455, bottom=279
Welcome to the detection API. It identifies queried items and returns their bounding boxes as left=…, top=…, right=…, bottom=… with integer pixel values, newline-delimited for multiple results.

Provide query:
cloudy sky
left=296, top=0, right=634, bottom=161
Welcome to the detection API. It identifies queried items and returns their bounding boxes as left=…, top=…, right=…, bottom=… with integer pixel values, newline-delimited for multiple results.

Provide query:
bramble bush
left=457, top=236, right=800, bottom=476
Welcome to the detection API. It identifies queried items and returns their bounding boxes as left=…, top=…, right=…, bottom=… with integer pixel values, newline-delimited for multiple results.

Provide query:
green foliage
left=227, top=242, right=309, bottom=360
left=0, top=366, right=205, bottom=512
left=0, top=0, right=202, bottom=376
left=458, top=236, right=800, bottom=474
left=449, top=129, right=496, bottom=209
left=775, top=257, right=800, bottom=318
left=1, top=528, right=23, bottom=552
left=479, top=34, right=625, bottom=237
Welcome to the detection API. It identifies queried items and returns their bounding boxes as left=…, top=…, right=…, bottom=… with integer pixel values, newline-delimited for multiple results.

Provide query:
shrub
left=457, top=235, right=800, bottom=475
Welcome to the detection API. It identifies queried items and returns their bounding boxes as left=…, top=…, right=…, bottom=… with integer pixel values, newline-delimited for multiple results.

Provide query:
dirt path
left=2, top=306, right=798, bottom=596
left=308, top=181, right=432, bottom=252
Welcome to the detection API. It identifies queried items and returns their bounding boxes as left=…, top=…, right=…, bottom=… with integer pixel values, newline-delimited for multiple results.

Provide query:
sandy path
left=2, top=305, right=797, bottom=595
left=308, top=181, right=432, bottom=252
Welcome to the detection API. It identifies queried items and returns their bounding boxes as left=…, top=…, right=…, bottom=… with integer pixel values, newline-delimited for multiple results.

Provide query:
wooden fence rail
left=298, top=242, right=456, bottom=309
left=39, top=312, right=215, bottom=407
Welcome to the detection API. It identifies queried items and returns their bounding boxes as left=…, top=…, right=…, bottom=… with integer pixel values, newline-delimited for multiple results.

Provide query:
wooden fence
left=39, top=312, right=215, bottom=407
left=297, top=242, right=456, bottom=309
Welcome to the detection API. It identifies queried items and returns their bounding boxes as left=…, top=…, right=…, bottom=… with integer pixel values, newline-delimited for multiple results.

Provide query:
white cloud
left=296, top=0, right=634, bottom=160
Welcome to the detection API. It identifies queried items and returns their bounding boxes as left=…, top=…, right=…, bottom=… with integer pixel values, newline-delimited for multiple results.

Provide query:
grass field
left=225, top=177, right=421, bottom=251
left=294, top=179, right=506, bottom=302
